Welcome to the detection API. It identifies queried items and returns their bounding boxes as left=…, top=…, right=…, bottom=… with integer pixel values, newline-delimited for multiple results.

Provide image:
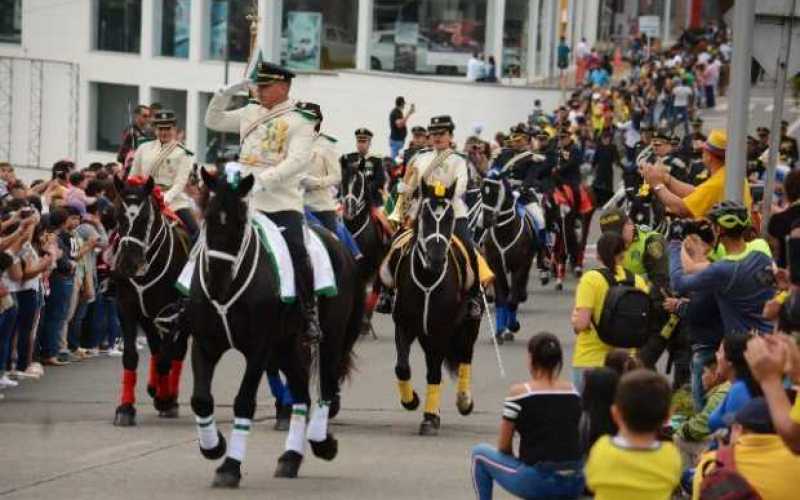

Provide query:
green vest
left=623, top=226, right=660, bottom=279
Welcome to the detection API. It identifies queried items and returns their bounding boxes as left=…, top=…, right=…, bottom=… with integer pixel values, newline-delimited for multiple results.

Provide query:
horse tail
left=339, top=278, right=365, bottom=383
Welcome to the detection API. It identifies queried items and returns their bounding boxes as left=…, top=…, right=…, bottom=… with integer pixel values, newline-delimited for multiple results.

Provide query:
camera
left=668, top=218, right=714, bottom=243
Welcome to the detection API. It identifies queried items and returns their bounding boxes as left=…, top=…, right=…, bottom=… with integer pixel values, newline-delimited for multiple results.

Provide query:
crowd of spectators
left=0, top=160, right=127, bottom=399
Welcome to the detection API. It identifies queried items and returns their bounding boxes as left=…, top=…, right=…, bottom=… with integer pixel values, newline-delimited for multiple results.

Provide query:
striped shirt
left=503, top=385, right=583, bottom=465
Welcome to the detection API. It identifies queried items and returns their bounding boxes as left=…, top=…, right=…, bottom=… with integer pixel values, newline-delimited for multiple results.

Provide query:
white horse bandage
left=195, top=414, right=219, bottom=450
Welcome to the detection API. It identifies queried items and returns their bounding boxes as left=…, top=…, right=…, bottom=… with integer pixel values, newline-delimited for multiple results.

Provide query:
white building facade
left=0, top=0, right=603, bottom=171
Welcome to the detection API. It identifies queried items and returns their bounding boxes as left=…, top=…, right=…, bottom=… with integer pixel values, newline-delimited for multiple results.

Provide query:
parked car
left=371, top=30, right=467, bottom=74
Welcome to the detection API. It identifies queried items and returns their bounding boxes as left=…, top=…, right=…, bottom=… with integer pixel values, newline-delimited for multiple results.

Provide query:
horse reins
left=343, top=171, right=369, bottom=238
left=483, top=178, right=526, bottom=286
left=411, top=198, right=455, bottom=336
left=119, top=197, right=176, bottom=318
left=198, top=221, right=260, bottom=348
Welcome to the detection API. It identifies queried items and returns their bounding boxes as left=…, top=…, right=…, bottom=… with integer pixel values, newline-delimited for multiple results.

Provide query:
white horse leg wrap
left=285, top=403, right=308, bottom=455
left=306, top=401, right=330, bottom=442
left=195, top=414, right=219, bottom=450
left=227, top=417, right=252, bottom=462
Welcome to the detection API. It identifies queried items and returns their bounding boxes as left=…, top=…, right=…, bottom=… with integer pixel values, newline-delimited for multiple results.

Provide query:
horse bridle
left=197, top=213, right=260, bottom=349
left=482, top=178, right=527, bottom=285
left=411, top=197, right=455, bottom=336
left=481, top=178, right=515, bottom=228
left=343, top=171, right=367, bottom=221
left=117, top=195, right=174, bottom=318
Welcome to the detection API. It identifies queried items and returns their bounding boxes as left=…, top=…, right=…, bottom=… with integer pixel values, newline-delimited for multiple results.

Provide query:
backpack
left=593, top=268, right=651, bottom=348
left=698, top=445, right=761, bottom=500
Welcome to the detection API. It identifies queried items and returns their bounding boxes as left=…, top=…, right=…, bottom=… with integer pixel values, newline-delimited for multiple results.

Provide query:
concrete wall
left=0, top=0, right=564, bottom=169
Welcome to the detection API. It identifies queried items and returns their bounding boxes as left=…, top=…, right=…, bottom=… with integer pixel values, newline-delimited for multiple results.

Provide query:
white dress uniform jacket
left=204, top=94, right=315, bottom=214
left=130, top=140, right=193, bottom=211
left=302, top=134, right=341, bottom=212
left=407, top=149, right=469, bottom=219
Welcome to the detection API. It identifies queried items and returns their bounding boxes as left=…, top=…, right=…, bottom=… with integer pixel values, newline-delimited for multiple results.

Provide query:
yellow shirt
left=692, top=434, right=800, bottom=500
left=573, top=266, right=649, bottom=367
left=683, top=167, right=753, bottom=219
left=586, top=435, right=681, bottom=500
left=791, top=394, right=800, bottom=424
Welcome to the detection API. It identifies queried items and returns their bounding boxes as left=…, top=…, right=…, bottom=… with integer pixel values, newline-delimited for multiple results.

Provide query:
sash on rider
left=239, top=102, right=295, bottom=148
left=149, top=141, right=180, bottom=179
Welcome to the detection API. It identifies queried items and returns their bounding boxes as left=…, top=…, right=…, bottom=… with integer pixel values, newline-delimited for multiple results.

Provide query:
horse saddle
left=379, top=230, right=493, bottom=291
left=176, top=213, right=338, bottom=303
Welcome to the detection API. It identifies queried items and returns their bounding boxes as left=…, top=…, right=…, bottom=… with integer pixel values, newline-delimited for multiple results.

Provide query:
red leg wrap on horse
left=169, top=360, right=183, bottom=398
left=365, top=290, right=379, bottom=313
left=148, top=354, right=159, bottom=389
left=156, top=373, right=170, bottom=400
left=121, top=369, right=137, bottom=405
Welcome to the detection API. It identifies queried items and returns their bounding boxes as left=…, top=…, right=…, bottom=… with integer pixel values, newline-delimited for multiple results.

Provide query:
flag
left=245, top=48, right=264, bottom=80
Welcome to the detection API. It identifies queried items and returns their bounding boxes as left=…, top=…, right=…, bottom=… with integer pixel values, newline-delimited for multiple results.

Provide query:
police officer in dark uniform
left=118, top=105, right=155, bottom=165
left=340, top=128, right=387, bottom=210
left=402, top=126, right=430, bottom=169
left=599, top=208, right=689, bottom=388
left=683, top=117, right=707, bottom=162
left=651, top=131, right=690, bottom=183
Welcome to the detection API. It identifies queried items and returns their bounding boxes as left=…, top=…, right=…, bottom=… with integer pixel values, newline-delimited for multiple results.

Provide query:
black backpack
left=593, top=268, right=651, bottom=348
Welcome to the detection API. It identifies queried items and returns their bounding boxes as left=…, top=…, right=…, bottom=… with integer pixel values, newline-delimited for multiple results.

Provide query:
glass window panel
left=97, top=0, right=142, bottom=53
left=208, top=0, right=250, bottom=62
left=200, top=92, right=246, bottom=163
left=503, top=0, right=527, bottom=77
left=371, top=0, right=488, bottom=76
left=161, top=0, right=191, bottom=58
left=281, top=0, right=358, bottom=71
left=94, top=83, right=139, bottom=152
left=0, top=0, right=21, bottom=44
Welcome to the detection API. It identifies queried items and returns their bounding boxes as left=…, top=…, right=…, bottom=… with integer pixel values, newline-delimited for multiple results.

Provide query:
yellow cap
left=704, top=129, right=727, bottom=157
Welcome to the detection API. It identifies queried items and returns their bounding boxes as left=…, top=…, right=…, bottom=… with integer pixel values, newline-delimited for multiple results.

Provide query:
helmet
left=707, top=200, right=750, bottom=230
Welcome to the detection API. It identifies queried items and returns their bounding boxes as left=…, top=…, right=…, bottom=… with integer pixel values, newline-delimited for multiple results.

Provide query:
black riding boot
left=296, top=256, right=322, bottom=343
left=455, top=218, right=483, bottom=320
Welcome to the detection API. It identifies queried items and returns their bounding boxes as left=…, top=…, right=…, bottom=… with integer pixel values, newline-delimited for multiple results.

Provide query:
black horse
left=188, top=169, right=364, bottom=486
left=384, top=181, right=481, bottom=436
left=481, top=176, right=536, bottom=343
left=342, top=168, right=387, bottom=331
left=112, top=176, right=192, bottom=426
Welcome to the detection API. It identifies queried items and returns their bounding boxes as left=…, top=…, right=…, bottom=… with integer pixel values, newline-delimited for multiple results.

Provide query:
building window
left=161, top=0, right=191, bottom=58
left=200, top=92, right=246, bottom=163
left=97, top=0, right=142, bottom=53
left=208, top=0, right=251, bottom=62
left=94, top=83, right=139, bottom=152
left=0, top=0, right=22, bottom=44
left=280, top=0, right=358, bottom=71
left=503, top=0, right=527, bottom=78
left=370, top=0, right=487, bottom=76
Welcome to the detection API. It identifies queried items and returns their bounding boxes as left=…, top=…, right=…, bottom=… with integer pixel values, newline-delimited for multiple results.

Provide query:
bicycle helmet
left=707, top=200, right=751, bottom=230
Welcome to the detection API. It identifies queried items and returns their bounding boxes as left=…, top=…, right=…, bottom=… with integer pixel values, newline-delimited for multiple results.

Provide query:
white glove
left=396, top=181, right=407, bottom=194
left=220, top=79, right=251, bottom=96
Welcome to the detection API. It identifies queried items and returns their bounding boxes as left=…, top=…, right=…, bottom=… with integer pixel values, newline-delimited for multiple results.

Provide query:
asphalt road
left=0, top=273, right=584, bottom=500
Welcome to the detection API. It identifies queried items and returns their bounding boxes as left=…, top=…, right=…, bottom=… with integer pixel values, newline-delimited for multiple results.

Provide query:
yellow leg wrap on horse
left=457, top=364, right=472, bottom=394
left=397, top=379, right=414, bottom=403
left=424, top=384, right=442, bottom=414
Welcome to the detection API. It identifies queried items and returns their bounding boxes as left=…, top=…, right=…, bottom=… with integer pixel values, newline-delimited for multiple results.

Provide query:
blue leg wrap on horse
left=495, top=306, right=507, bottom=333
left=267, top=374, right=294, bottom=406
left=336, top=222, right=363, bottom=259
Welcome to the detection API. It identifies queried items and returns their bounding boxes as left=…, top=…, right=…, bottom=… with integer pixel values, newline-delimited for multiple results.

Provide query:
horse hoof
left=146, top=385, right=156, bottom=398
left=329, top=395, right=341, bottom=419
left=503, top=331, right=515, bottom=341
left=494, top=333, right=505, bottom=346
left=419, top=413, right=441, bottom=436
left=274, top=450, right=304, bottom=478
left=508, top=320, right=521, bottom=333
left=456, top=393, right=474, bottom=416
left=113, top=404, right=137, bottom=427
left=310, top=434, right=338, bottom=461
left=401, top=391, right=420, bottom=411
left=212, top=458, right=241, bottom=488
left=200, top=431, right=227, bottom=460
left=158, top=403, right=179, bottom=419
left=153, top=397, right=174, bottom=413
